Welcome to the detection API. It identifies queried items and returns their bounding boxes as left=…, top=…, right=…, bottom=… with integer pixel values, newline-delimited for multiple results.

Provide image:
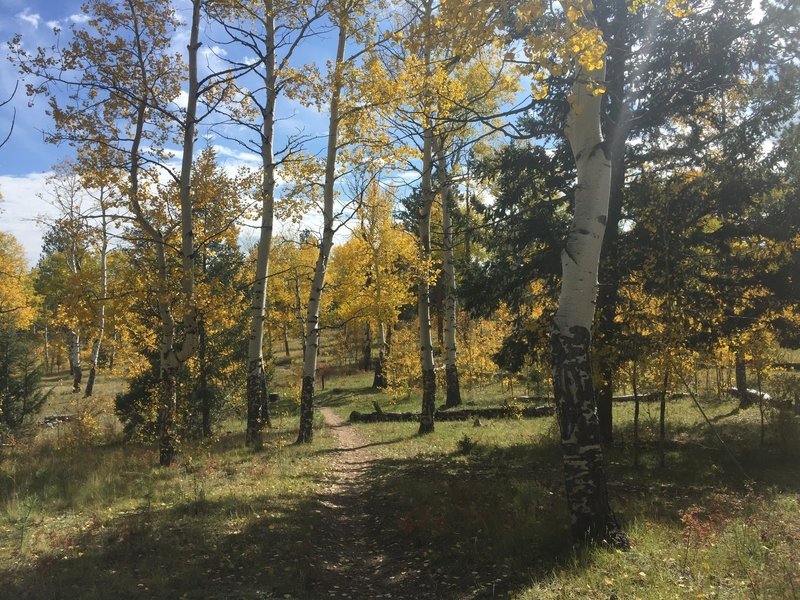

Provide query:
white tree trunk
left=296, top=18, right=347, bottom=443
left=246, top=2, right=277, bottom=447
left=417, top=123, right=437, bottom=434
left=551, top=62, right=628, bottom=547
left=85, top=191, right=108, bottom=398
left=69, top=330, right=82, bottom=392
left=435, top=139, right=461, bottom=408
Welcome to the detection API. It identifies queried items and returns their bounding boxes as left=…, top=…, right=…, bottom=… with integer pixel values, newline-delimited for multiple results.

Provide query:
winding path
left=303, top=408, right=437, bottom=599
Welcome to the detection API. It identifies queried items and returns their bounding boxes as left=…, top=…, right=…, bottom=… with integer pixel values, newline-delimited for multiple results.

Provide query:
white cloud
left=17, top=10, right=41, bottom=28
left=213, top=145, right=261, bottom=165
left=750, top=0, right=764, bottom=23
left=0, top=172, right=59, bottom=267
left=46, top=20, right=61, bottom=30
left=69, top=13, right=91, bottom=24
left=171, top=90, right=189, bottom=110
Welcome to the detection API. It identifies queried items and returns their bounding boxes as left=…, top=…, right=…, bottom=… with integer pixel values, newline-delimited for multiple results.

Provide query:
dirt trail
left=303, top=408, right=436, bottom=599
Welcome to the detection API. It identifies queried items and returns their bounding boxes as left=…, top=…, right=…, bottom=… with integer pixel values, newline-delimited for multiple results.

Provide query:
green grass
left=312, top=372, right=800, bottom=598
left=2, top=364, right=799, bottom=599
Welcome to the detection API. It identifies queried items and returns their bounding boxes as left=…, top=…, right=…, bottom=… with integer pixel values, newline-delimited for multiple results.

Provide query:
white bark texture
left=555, top=63, right=611, bottom=336
left=297, top=18, right=347, bottom=443
left=246, top=2, right=277, bottom=445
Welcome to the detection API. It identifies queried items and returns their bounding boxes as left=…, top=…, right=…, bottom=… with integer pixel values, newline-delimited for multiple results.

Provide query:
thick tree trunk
left=436, top=140, right=462, bottom=408
left=84, top=339, right=100, bottom=398
left=296, top=19, right=346, bottom=444
left=297, top=375, right=315, bottom=442
left=246, top=3, right=277, bottom=447
left=552, top=61, right=628, bottom=548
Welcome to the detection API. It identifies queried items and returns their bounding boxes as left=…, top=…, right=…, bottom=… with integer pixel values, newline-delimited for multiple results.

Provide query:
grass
left=1, top=361, right=798, bottom=598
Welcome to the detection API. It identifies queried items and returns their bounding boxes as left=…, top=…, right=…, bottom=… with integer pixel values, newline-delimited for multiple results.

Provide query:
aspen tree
left=210, top=0, right=323, bottom=447
left=13, top=0, right=233, bottom=465
left=294, top=0, right=400, bottom=443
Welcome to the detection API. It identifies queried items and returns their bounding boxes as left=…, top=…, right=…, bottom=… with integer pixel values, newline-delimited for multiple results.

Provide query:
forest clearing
left=1, top=0, right=799, bottom=598
left=1, top=351, right=798, bottom=598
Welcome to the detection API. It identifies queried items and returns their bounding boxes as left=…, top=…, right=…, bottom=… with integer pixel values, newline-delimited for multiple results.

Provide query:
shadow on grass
left=311, top=436, right=410, bottom=455
left=4, top=407, right=796, bottom=599
left=315, top=385, right=381, bottom=408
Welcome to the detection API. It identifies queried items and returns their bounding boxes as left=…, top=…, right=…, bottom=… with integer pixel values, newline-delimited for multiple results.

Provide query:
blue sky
left=0, top=0, right=338, bottom=264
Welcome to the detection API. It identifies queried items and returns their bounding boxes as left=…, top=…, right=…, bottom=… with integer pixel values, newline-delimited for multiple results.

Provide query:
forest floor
left=1, top=365, right=799, bottom=598
left=304, top=407, right=436, bottom=599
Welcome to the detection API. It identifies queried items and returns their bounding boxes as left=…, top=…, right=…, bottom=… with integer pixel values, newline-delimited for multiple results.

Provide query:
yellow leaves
left=0, top=232, right=38, bottom=329
left=532, top=84, right=549, bottom=101
left=566, top=5, right=583, bottom=24
left=629, top=0, right=691, bottom=16
left=697, top=215, right=723, bottom=234
left=665, top=0, right=692, bottom=18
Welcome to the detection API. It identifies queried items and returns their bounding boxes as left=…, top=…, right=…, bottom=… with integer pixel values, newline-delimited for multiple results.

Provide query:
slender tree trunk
left=435, top=140, right=462, bottom=408
left=199, top=318, right=212, bottom=438
left=551, top=61, right=628, bottom=548
left=416, top=0, right=437, bottom=435
left=757, top=368, right=765, bottom=446
left=594, top=0, right=631, bottom=446
left=43, top=322, right=50, bottom=374
left=658, top=368, right=669, bottom=468
left=296, top=19, right=346, bottom=444
left=125, top=0, right=202, bottom=466
left=417, top=127, right=437, bottom=435
left=735, top=350, right=750, bottom=408
left=155, top=0, right=202, bottom=466
left=85, top=199, right=108, bottom=398
left=632, top=361, right=640, bottom=469
left=69, top=330, right=82, bottom=392
left=294, top=277, right=306, bottom=360
left=108, top=331, right=116, bottom=372
left=373, top=322, right=387, bottom=389
left=246, top=2, right=278, bottom=447
left=362, top=322, right=372, bottom=371
left=283, top=322, right=290, bottom=357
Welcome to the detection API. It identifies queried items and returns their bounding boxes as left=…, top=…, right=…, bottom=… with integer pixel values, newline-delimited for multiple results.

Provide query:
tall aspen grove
left=1, top=0, right=798, bottom=596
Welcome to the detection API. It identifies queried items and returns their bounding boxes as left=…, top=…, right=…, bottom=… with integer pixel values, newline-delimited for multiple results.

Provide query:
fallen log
left=612, top=392, right=690, bottom=403
left=725, top=387, right=777, bottom=404
left=38, top=415, right=74, bottom=427
left=349, top=404, right=554, bottom=423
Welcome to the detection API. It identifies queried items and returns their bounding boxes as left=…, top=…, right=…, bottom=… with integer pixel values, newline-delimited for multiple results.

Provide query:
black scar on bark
left=551, top=324, right=630, bottom=549
left=296, top=375, right=315, bottom=444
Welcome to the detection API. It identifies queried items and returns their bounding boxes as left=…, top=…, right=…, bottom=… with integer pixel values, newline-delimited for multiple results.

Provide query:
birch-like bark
left=415, top=0, right=437, bottom=435
left=362, top=323, right=372, bottom=371
left=125, top=0, right=201, bottom=466
left=85, top=192, right=108, bottom=398
left=154, top=0, right=202, bottom=465
left=435, top=139, right=461, bottom=408
left=296, top=19, right=347, bottom=444
left=246, top=1, right=277, bottom=447
left=373, top=322, right=387, bottom=388
left=551, top=62, right=628, bottom=547
left=69, top=330, right=82, bottom=392
left=417, top=124, right=437, bottom=435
